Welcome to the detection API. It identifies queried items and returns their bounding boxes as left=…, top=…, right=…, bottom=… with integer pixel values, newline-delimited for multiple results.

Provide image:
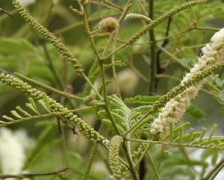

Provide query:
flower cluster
left=150, top=28, right=224, bottom=135
left=108, top=136, right=124, bottom=180
left=13, top=0, right=84, bottom=76
left=0, top=73, right=105, bottom=143
left=0, top=128, right=35, bottom=175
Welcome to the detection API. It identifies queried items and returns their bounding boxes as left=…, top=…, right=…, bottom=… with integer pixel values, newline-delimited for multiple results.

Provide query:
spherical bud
left=99, top=17, right=119, bottom=33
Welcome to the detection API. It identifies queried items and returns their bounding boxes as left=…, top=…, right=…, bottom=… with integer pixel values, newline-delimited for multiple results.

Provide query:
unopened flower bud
left=99, top=17, right=119, bottom=33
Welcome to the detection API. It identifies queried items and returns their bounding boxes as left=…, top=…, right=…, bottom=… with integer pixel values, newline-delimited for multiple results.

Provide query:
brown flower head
left=99, top=17, right=119, bottom=33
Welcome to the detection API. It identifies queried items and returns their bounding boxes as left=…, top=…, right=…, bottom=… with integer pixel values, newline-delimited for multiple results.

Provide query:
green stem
left=111, top=46, right=121, bottom=97
left=0, top=111, right=67, bottom=127
left=14, top=72, right=84, bottom=101
left=123, top=61, right=224, bottom=135
left=146, top=151, right=160, bottom=180
left=156, top=74, right=179, bottom=81
left=42, top=43, right=64, bottom=89
left=82, top=143, right=98, bottom=180
left=99, top=62, right=120, bottom=134
left=127, top=138, right=224, bottom=150
left=101, top=1, right=123, bottom=12
left=80, top=4, right=104, bottom=100
left=122, top=143, right=140, bottom=180
left=102, top=0, right=206, bottom=60
left=126, top=60, right=150, bottom=84
left=149, top=0, right=156, bottom=95
left=156, top=45, right=189, bottom=70
left=203, top=158, right=224, bottom=180
left=0, top=168, right=69, bottom=179
left=101, top=1, right=131, bottom=57
left=81, top=3, right=120, bottom=133
left=0, top=72, right=105, bottom=142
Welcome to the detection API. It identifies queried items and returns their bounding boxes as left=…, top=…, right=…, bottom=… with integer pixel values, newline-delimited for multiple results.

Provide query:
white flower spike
left=150, top=28, right=224, bottom=135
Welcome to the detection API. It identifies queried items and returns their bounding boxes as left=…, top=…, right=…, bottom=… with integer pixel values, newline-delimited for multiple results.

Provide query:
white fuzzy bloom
left=0, top=128, right=35, bottom=178
left=91, top=69, right=139, bottom=96
left=92, top=161, right=110, bottom=178
left=18, top=0, right=36, bottom=6
left=52, top=0, right=59, bottom=4
left=150, top=28, right=224, bottom=135
left=116, top=68, right=139, bottom=95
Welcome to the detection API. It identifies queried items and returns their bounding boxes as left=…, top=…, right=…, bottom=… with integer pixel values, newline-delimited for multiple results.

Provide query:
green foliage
left=0, top=97, right=52, bottom=126
left=98, top=95, right=154, bottom=134
left=0, top=0, right=224, bottom=180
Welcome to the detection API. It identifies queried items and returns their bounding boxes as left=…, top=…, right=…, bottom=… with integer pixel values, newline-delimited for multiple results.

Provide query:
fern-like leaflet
left=0, top=95, right=59, bottom=127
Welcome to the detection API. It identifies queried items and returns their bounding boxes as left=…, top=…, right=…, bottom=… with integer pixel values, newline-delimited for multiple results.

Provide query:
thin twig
left=14, top=72, right=84, bottom=101
left=0, top=8, right=12, bottom=16
left=127, top=138, right=224, bottom=151
left=155, top=17, right=172, bottom=87
left=0, top=168, right=69, bottom=179
left=102, top=0, right=206, bottom=60
left=203, top=158, right=224, bottom=180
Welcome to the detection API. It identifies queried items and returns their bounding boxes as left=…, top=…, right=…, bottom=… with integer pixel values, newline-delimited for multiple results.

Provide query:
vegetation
left=0, top=0, right=224, bottom=179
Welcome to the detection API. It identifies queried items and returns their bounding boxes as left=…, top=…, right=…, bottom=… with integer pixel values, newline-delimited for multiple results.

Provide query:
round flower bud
left=99, top=17, right=119, bottom=33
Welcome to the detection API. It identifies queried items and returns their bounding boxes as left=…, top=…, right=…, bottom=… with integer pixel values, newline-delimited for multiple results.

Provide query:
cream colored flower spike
left=150, top=28, right=224, bottom=135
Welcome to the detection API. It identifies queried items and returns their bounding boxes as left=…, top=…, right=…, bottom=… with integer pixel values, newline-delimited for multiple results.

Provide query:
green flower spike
left=109, top=135, right=124, bottom=180
left=12, top=0, right=84, bottom=76
left=0, top=72, right=105, bottom=143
